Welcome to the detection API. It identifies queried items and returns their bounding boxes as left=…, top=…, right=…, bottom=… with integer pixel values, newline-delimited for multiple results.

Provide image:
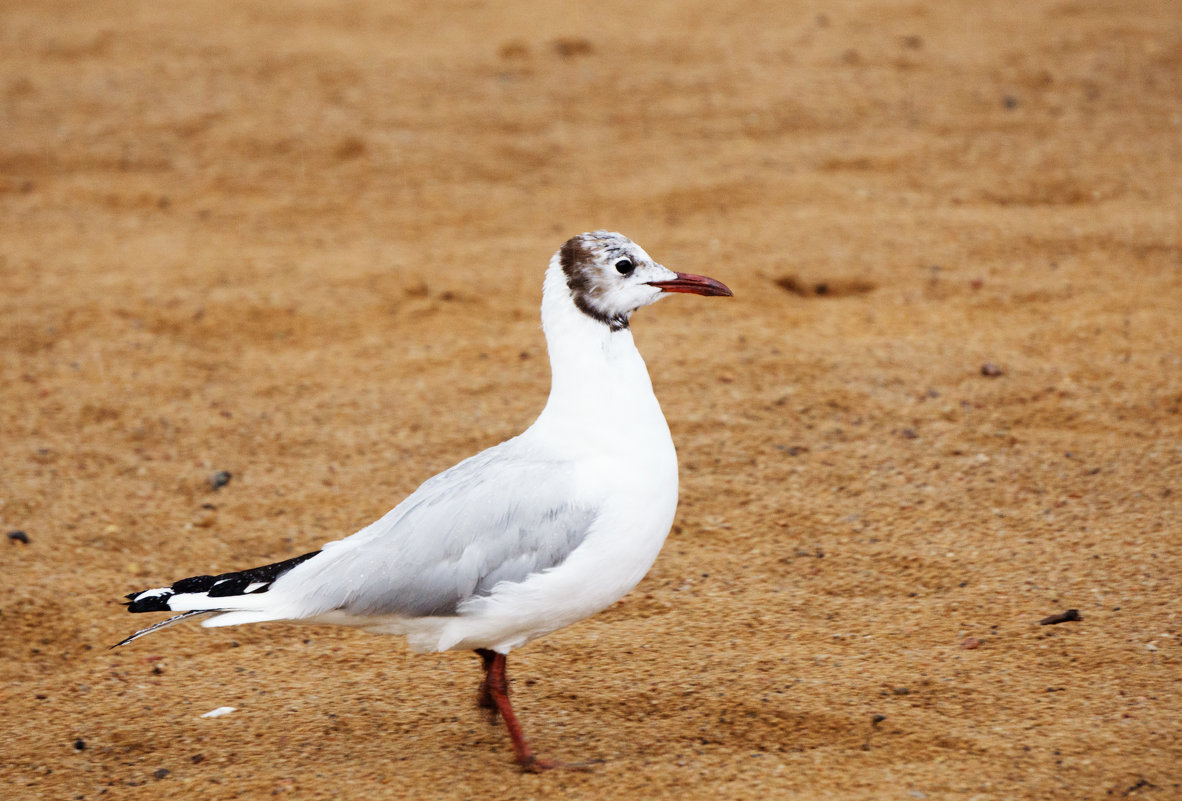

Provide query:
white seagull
left=116, top=231, right=733, bottom=770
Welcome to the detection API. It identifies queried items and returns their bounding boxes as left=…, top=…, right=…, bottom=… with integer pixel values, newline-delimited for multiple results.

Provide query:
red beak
left=647, top=272, right=734, bottom=297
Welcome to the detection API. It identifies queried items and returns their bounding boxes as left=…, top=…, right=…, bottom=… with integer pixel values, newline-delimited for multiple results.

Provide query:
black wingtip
left=126, top=593, right=175, bottom=613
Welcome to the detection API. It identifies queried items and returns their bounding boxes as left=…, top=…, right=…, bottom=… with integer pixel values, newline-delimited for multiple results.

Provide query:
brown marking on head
left=559, top=233, right=631, bottom=331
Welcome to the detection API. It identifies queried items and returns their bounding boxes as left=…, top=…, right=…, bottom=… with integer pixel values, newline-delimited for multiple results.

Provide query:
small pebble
left=961, top=637, right=982, bottom=649
left=1039, top=609, right=1081, bottom=625
left=980, top=362, right=1003, bottom=377
left=7, top=530, right=29, bottom=544
left=73, top=739, right=86, bottom=751
left=191, top=753, right=205, bottom=764
left=193, top=505, right=217, bottom=528
left=153, top=768, right=170, bottom=780
left=208, top=470, right=232, bottom=491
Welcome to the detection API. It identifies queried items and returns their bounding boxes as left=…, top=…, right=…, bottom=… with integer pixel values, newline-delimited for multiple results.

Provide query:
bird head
left=557, top=231, right=732, bottom=331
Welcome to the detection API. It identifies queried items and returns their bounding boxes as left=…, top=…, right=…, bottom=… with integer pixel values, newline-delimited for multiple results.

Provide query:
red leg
left=475, top=650, right=597, bottom=772
left=483, top=651, right=542, bottom=769
left=474, top=648, right=498, bottom=720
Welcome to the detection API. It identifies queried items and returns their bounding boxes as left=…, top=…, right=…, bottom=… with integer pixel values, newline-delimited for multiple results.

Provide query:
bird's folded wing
left=267, top=443, right=598, bottom=619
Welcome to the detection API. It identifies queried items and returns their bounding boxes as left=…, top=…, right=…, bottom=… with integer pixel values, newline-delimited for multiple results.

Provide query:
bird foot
left=519, top=755, right=603, bottom=773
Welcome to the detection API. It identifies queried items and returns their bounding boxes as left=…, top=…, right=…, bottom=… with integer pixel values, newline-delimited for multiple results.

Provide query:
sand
left=1, top=0, right=1179, bottom=798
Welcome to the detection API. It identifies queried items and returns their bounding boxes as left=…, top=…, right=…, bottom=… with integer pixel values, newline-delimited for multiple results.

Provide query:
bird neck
left=531, top=262, right=665, bottom=443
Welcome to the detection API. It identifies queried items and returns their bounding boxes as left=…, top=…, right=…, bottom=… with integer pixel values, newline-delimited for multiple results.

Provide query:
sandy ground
left=2, top=0, right=1180, bottom=798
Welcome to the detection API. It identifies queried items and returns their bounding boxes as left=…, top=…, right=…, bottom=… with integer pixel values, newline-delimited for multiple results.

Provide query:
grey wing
left=274, top=443, right=598, bottom=618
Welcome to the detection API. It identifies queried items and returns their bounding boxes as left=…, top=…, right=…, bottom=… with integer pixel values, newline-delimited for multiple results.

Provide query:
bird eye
left=615, top=259, right=635, bottom=275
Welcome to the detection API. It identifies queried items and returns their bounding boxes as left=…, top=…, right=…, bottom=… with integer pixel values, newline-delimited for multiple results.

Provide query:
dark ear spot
left=559, top=237, right=590, bottom=290
left=559, top=237, right=595, bottom=304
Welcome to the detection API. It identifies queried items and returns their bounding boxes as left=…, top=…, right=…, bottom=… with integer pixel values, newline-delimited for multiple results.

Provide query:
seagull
left=116, top=231, right=733, bottom=770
